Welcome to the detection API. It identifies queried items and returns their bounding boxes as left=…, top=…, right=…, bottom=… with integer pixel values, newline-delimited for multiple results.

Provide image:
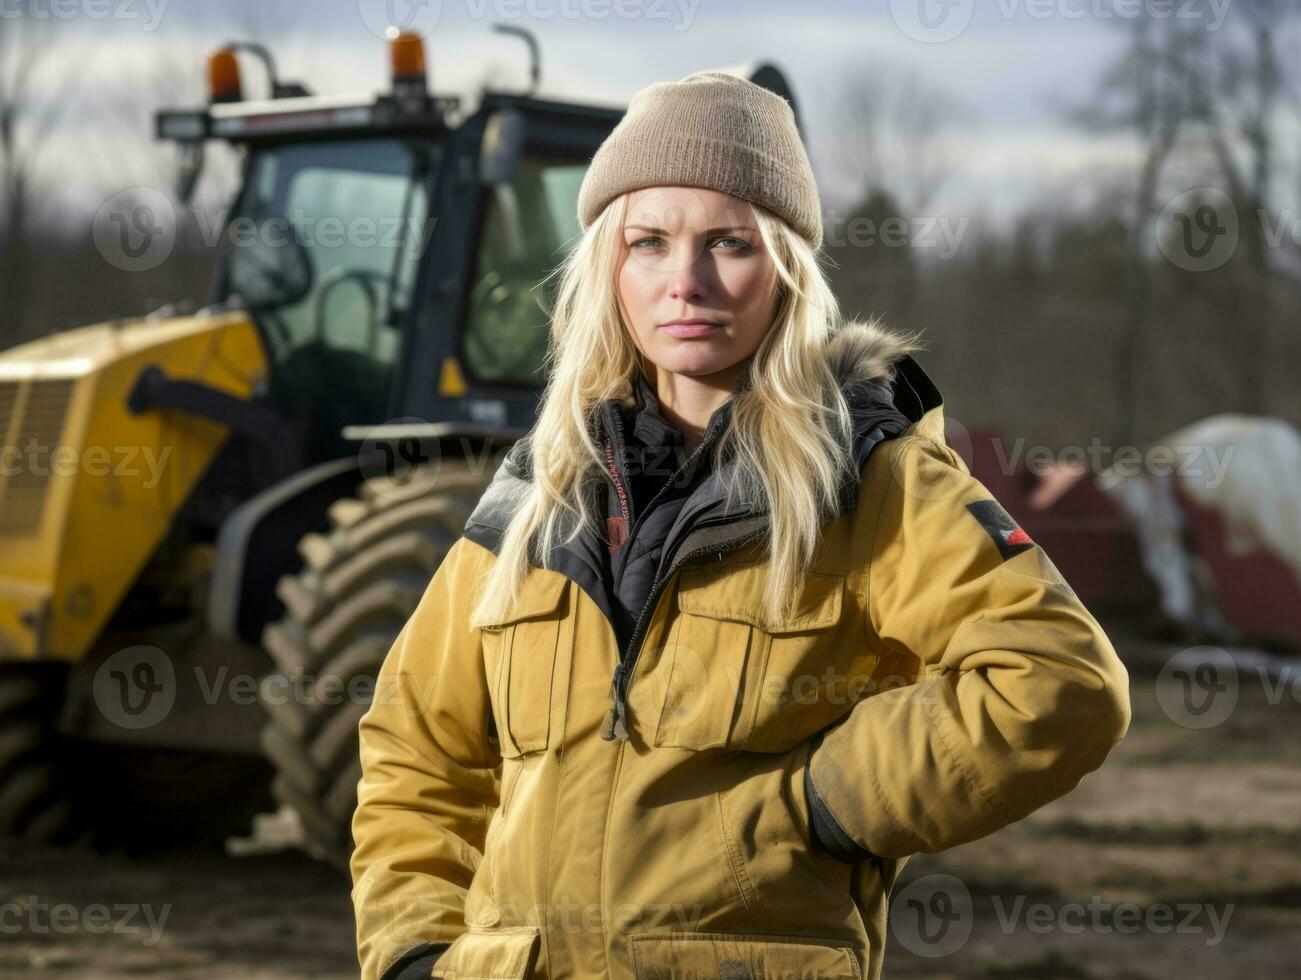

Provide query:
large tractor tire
left=0, top=663, right=270, bottom=852
left=0, top=663, right=78, bottom=846
left=258, top=458, right=499, bottom=869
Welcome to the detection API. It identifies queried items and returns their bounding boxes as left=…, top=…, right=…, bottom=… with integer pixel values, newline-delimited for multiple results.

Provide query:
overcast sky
left=16, top=0, right=1284, bottom=234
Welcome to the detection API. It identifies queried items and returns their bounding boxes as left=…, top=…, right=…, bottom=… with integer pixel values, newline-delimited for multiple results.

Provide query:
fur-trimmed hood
left=463, top=318, right=943, bottom=547
left=824, top=316, right=928, bottom=392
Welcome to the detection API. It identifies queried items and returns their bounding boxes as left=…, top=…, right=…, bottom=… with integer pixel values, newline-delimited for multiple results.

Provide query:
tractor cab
left=158, top=29, right=623, bottom=467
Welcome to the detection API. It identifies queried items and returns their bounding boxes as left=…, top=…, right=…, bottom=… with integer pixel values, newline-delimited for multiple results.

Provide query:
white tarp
left=1096, top=413, right=1301, bottom=635
left=1154, top=414, right=1301, bottom=585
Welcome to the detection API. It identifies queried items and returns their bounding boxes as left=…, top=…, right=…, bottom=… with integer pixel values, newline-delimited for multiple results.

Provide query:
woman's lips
left=660, top=321, right=723, bottom=338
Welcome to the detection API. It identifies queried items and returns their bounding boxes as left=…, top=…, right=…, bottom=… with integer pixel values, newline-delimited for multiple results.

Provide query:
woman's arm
left=806, top=433, right=1131, bottom=860
left=351, top=536, right=502, bottom=980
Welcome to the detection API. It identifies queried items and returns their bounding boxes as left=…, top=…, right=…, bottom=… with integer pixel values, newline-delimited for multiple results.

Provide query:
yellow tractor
left=0, top=32, right=800, bottom=867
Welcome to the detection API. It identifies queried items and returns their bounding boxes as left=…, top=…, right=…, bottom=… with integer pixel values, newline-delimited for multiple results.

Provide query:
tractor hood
left=0, top=309, right=269, bottom=662
left=0, top=313, right=251, bottom=380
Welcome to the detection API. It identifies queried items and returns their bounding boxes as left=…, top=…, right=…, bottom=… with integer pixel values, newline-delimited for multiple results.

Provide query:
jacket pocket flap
left=677, top=563, right=844, bottom=634
left=430, top=926, right=542, bottom=979
left=628, top=931, right=860, bottom=979
left=480, top=571, right=567, bottom=629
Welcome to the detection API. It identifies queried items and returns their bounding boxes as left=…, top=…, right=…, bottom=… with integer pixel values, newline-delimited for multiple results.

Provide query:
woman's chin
left=651, top=345, right=743, bottom=380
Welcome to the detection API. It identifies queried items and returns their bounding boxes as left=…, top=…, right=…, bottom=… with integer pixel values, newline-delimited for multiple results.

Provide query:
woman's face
left=616, top=186, right=780, bottom=385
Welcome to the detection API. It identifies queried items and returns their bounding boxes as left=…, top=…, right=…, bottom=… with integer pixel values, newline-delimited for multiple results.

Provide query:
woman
left=350, top=71, right=1131, bottom=980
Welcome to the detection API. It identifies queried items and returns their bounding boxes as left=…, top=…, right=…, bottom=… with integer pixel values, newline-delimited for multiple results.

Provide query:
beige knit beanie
left=577, top=70, right=823, bottom=250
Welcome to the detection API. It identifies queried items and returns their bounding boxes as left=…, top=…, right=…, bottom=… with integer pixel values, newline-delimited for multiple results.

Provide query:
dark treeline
left=827, top=189, right=1301, bottom=453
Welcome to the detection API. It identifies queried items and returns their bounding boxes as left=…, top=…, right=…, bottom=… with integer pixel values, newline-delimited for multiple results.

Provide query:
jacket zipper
left=599, top=515, right=767, bottom=742
left=596, top=395, right=758, bottom=741
left=602, top=436, right=631, bottom=540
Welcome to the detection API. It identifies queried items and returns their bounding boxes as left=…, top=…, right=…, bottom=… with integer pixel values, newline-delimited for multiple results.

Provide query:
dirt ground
left=2, top=616, right=1296, bottom=978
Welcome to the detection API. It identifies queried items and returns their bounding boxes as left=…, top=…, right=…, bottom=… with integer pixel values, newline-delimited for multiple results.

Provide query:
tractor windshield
left=217, top=137, right=435, bottom=460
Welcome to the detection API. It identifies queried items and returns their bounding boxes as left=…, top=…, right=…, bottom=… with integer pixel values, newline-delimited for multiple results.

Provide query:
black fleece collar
left=462, top=353, right=943, bottom=632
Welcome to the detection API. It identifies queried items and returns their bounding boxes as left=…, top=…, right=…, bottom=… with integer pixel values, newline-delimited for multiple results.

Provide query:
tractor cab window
left=461, top=157, right=587, bottom=385
left=221, top=137, right=434, bottom=461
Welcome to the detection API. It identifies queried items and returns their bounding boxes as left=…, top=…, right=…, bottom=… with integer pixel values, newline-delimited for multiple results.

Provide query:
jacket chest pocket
left=480, top=570, right=571, bottom=758
left=653, top=560, right=854, bottom=753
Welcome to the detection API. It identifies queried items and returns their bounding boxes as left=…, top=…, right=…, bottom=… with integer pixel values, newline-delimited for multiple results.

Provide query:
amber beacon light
left=207, top=48, right=243, bottom=104
left=389, top=30, right=428, bottom=94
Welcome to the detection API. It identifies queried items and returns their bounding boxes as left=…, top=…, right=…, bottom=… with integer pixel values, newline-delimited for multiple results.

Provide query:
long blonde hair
left=469, top=190, right=914, bottom=628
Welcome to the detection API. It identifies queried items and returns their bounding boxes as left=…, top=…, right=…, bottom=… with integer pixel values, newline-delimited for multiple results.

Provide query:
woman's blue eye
left=627, top=236, right=752, bottom=251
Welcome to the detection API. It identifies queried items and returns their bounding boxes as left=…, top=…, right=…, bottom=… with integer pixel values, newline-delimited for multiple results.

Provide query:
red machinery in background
left=961, top=422, right=1301, bottom=653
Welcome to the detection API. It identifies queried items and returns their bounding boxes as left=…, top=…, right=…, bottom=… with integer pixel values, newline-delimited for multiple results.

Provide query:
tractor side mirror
left=225, top=219, right=313, bottom=311
left=174, top=141, right=206, bottom=205
left=479, top=108, right=525, bottom=186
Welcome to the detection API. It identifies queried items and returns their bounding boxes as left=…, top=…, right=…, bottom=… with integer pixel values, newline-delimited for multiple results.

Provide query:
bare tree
left=0, top=15, right=81, bottom=342
left=1068, top=2, right=1299, bottom=440
left=819, top=57, right=967, bottom=217
left=1068, top=14, right=1203, bottom=445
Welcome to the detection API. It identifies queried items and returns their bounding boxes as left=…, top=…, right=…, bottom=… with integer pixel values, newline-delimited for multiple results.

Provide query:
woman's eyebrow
left=624, top=224, right=759, bottom=235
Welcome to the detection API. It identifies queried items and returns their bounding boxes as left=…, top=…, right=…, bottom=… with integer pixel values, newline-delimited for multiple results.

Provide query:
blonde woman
left=350, top=71, right=1131, bottom=980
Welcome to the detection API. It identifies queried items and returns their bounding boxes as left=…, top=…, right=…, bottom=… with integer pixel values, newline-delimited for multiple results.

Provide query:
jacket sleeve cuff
left=805, top=757, right=879, bottom=864
left=380, top=942, right=451, bottom=980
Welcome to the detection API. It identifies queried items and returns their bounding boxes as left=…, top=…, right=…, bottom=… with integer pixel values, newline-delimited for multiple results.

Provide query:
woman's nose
left=668, top=251, right=709, bottom=303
